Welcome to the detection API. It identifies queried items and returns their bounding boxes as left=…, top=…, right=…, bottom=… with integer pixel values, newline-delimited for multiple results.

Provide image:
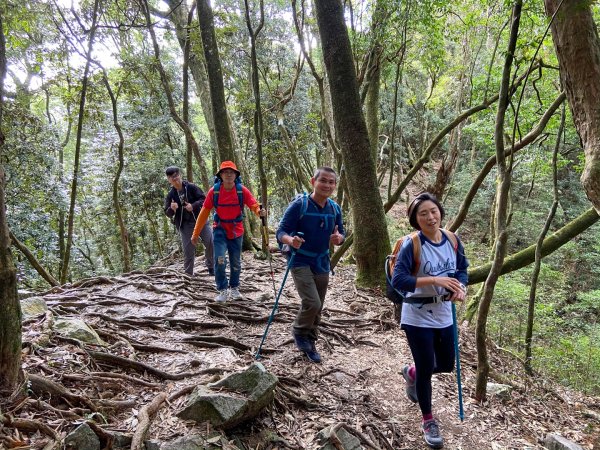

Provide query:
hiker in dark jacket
left=164, top=166, right=214, bottom=276
left=276, top=166, right=345, bottom=363
left=392, top=192, right=468, bottom=449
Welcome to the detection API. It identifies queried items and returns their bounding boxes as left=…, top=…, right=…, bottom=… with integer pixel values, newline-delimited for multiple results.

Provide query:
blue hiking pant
left=213, top=227, right=243, bottom=291
left=402, top=324, right=455, bottom=416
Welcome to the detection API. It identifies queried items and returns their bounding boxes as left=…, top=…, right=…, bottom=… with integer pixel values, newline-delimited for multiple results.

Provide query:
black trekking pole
left=260, top=205, right=278, bottom=301
left=255, top=232, right=304, bottom=359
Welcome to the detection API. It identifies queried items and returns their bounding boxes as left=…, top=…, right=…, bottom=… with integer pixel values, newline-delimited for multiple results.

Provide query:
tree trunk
left=197, top=0, right=235, bottom=162
left=525, top=104, right=564, bottom=374
left=545, top=0, right=600, bottom=214
left=102, top=71, right=131, bottom=273
left=0, top=14, right=22, bottom=395
left=244, top=0, right=268, bottom=255
left=364, top=45, right=381, bottom=162
left=475, top=0, right=520, bottom=401
left=60, top=0, right=101, bottom=284
left=313, top=0, right=390, bottom=286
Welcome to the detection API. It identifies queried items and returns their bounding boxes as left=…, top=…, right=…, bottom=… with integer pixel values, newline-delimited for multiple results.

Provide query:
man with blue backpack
left=277, top=167, right=345, bottom=363
left=191, top=161, right=266, bottom=302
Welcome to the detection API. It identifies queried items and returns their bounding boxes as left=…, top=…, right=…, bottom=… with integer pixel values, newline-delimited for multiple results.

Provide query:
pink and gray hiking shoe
left=402, top=365, right=418, bottom=403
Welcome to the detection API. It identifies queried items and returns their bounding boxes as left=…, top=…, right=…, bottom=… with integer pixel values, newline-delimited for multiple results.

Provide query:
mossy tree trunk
left=475, top=0, right=522, bottom=402
left=545, top=0, right=600, bottom=214
left=0, top=14, right=22, bottom=395
left=197, top=0, right=235, bottom=163
left=313, top=0, right=390, bottom=286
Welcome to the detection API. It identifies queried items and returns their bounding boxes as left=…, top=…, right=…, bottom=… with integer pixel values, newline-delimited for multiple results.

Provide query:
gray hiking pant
left=179, top=221, right=214, bottom=275
left=291, top=266, right=329, bottom=341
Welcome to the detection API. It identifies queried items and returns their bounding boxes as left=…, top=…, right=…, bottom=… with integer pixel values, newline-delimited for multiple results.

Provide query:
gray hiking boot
left=402, top=365, right=418, bottom=403
left=422, top=419, right=443, bottom=449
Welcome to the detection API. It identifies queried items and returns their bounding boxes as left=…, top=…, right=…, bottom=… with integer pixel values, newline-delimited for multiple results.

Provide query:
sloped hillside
left=4, top=252, right=599, bottom=449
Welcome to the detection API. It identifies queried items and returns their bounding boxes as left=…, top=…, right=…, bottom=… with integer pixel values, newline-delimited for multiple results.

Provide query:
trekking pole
left=255, top=232, right=304, bottom=360
left=452, top=302, right=465, bottom=422
left=260, top=205, right=278, bottom=301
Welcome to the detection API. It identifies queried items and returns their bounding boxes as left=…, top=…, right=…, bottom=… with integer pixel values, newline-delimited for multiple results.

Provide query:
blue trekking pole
left=255, top=232, right=304, bottom=359
left=452, top=302, right=465, bottom=421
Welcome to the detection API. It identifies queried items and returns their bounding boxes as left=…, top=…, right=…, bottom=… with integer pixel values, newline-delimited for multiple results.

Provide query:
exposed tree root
left=130, top=392, right=167, bottom=450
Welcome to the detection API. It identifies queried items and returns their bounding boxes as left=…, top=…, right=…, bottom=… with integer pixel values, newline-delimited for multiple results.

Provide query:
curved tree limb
left=383, top=64, right=540, bottom=213
left=447, top=92, right=566, bottom=231
left=9, top=231, right=59, bottom=286
left=467, top=207, right=599, bottom=285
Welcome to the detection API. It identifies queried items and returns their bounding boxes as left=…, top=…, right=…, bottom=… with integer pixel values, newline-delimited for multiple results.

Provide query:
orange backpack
left=384, top=230, right=458, bottom=304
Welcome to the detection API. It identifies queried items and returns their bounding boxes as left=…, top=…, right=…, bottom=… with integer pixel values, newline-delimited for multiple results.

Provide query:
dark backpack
left=384, top=229, right=458, bottom=305
left=212, top=176, right=244, bottom=226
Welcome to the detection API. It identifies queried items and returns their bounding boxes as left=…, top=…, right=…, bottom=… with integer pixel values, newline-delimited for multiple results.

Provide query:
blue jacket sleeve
left=392, top=239, right=417, bottom=293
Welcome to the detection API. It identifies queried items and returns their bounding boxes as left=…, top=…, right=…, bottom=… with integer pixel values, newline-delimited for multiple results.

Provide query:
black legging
left=402, top=324, right=455, bottom=416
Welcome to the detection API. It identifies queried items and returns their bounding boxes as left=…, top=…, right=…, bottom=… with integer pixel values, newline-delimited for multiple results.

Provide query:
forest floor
left=5, top=249, right=600, bottom=450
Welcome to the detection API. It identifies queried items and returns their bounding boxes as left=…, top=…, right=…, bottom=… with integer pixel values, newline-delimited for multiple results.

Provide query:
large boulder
left=20, top=297, right=48, bottom=321
left=54, top=317, right=106, bottom=346
left=176, top=362, right=278, bottom=429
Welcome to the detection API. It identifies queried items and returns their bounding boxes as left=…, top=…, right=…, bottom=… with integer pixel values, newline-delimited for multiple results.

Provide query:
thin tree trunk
left=475, top=0, right=522, bottom=401
left=197, top=0, right=235, bottom=162
left=0, top=13, right=22, bottom=395
left=60, top=0, right=101, bottom=284
left=313, top=0, right=390, bottom=287
left=244, top=0, right=268, bottom=253
left=182, top=4, right=194, bottom=182
left=101, top=71, right=131, bottom=273
left=545, top=0, right=600, bottom=214
left=524, top=103, right=564, bottom=374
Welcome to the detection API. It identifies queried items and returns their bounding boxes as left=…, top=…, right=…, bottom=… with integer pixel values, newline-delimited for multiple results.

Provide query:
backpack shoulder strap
left=235, top=177, right=244, bottom=212
left=299, top=192, right=308, bottom=219
left=410, top=232, right=421, bottom=276
left=440, top=229, right=458, bottom=253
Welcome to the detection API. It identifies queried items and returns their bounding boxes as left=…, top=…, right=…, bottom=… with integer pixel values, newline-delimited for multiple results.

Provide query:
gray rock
left=64, top=423, right=100, bottom=450
left=543, top=433, right=584, bottom=450
left=176, top=362, right=278, bottom=429
left=487, top=382, right=512, bottom=400
left=160, top=434, right=210, bottom=450
left=318, top=425, right=362, bottom=450
left=144, top=441, right=161, bottom=450
left=20, top=297, right=48, bottom=320
left=54, top=317, right=106, bottom=345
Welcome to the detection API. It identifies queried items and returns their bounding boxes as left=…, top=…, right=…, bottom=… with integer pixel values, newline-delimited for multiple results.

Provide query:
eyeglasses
left=167, top=173, right=181, bottom=181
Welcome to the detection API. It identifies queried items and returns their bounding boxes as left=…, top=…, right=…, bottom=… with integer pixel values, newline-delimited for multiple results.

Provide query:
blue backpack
left=213, top=176, right=245, bottom=226
left=278, top=192, right=342, bottom=255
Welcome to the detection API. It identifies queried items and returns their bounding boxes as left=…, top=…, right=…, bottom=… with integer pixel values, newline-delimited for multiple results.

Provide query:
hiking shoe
left=304, top=348, right=322, bottom=363
left=293, top=334, right=312, bottom=352
left=230, top=287, right=242, bottom=299
left=215, top=289, right=229, bottom=302
left=294, top=334, right=321, bottom=363
left=402, top=365, right=418, bottom=403
left=422, top=419, right=443, bottom=449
